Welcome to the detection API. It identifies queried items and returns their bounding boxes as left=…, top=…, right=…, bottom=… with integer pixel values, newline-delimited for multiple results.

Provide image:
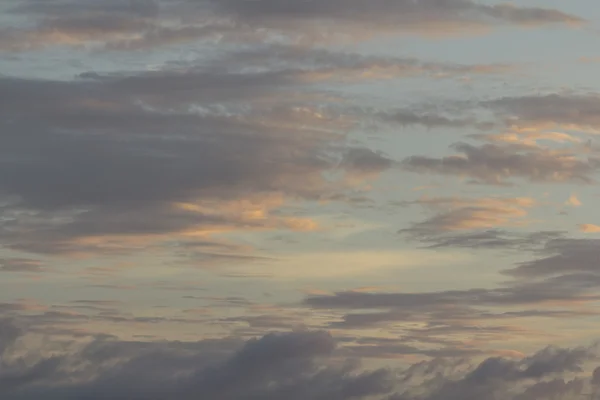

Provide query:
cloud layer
left=1, top=321, right=600, bottom=400
left=0, top=0, right=585, bottom=51
left=2, top=1, right=600, bottom=399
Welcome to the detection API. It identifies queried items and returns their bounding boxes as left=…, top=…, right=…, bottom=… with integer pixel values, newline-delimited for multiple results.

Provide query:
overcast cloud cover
left=2, top=0, right=600, bottom=399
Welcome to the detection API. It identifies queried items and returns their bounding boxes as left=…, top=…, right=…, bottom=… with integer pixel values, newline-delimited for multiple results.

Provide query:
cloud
left=0, top=326, right=395, bottom=400
left=378, top=110, right=480, bottom=129
left=384, top=92, right=600, bottom=138
left=506, top=238, right=600, bottom=279
left=0, top=62, right=393, bottom=255
left=0, top=319, right=21, bottom=355
left=413, top=229, right=565, bottom=251
left=305, top=272, right=600, bottom=316
left=203, top=0, right=584, bottom=37
left=0, top=258, right=44, bottom=273
left=1, top=0, right=583, bottom=52
left=566, top=194, right=582, bottom=207
left=396, top=94, right=600, bottom=187
left=401, top=141, right=600, bottom=185
left=482, top=93, right=600, bottom=133
left=1, top=320, right=600, bottom=400
left=1, top=1, right=159, bottom=51
left=487, top=94, right=600, bottom=130
left=471, top=131, right=582, bottom=147
left=9, top=0, right=160, bottom=18
left=399, top=196, right=536, bottom=237
left=304, top=284, right=587, bottom=311
left=580, top=224, right=600, bottom=233
left=303, top=242, right=600, bottom=338
left=435, top=346, right=592, bottom=399
left=209, top=44, right=512, bottom=81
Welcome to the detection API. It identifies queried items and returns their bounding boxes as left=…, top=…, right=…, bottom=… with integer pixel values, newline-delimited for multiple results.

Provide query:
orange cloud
left=579, top=224, right=600, bottom=233
left=565, top=194, right=582, bottom=207
left=406, top=196, right=537, bottom=232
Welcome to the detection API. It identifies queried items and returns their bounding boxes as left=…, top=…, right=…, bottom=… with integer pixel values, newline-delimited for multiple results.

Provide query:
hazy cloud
left=203, top=0, right=584, bottom=37
left=402, top=142, right=600, bottom=185
left=1, top=0, right=583, bottom=52
left=415, top=230, right=565, bottom=250
left=399, top=196, right=536, bottom=237
left=483, top=93, right=600, bottom=132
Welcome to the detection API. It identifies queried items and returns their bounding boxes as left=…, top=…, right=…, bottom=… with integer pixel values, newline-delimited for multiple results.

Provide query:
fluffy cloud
left=1, top=320, right=600, bottom=400
left=0, top=326, right=393, bottom=400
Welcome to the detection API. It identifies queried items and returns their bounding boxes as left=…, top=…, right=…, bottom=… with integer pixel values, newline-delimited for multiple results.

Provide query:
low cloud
left=0, top=325, right=393, bottom=400
left=1, top=320, right=599, bottom=400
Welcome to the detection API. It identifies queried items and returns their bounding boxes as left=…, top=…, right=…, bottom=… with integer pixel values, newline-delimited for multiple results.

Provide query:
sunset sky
left=3, top=0, right=600, bottom=399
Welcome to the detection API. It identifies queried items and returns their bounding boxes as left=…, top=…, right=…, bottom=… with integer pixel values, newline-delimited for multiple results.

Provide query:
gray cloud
left=383, top=92, right=600, bottom=134
left=301, top=228, right=600, bottom=341
left=414, top=230, right=566, bottom=251
left=378, top=110, right=479, bottom=129
left=483, top=93, right=600, bottom=131
left=0, top=258, right=43, bottom=273
left=507, top=238, right=600, bottom=279
left=303, top=265, right=600, bottom=335
left=0, top=327, right=395, bottom=400
left=1, top=320, right=600, bottom=400
left=208, top=44, right=512, bottom=80
left=307, top=287, right=564, bottom=311
left=8, top=0, right=161, bottom=18
left=0, top=319, right=21, bottom=355
left=0, top=0, right=583, bottom=52
left=435, top=346, right=592, bottom=399
left=398, top=196, right=536, bottom=238
left=0, top=62, right=394, bottom=255
left=2, top=0, right=160, bottom=51
left=401, top=142, right=600, bottom=185
left=203, top=0, right=584, bottom=34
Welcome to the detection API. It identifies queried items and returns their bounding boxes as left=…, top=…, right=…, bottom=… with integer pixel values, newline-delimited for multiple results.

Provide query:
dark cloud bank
left=1, top=320, right=600, bottom=400
left=0, top=56, right=396, bottom=256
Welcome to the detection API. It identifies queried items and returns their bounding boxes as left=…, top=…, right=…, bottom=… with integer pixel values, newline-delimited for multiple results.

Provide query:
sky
left=3, top=0, right=600, bottom=399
